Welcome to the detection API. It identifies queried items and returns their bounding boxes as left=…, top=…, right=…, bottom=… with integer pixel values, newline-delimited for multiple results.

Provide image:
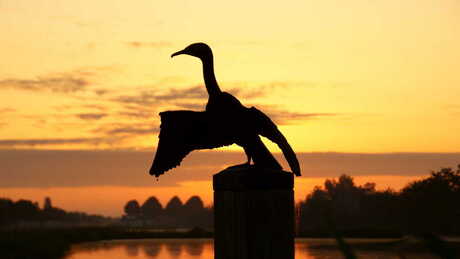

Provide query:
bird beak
left=171, top=49, right=186, bottom=58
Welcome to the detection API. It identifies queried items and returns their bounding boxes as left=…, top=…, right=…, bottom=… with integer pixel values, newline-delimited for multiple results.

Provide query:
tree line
left=0, top=197, right=107, bottom=226
left=297, top=165, right=460, bottom=237
left=122, top=165, right=460, bottom=235
left=3, top=165, right=458, bottom=235
left=122, top=195, right=213, bottom=229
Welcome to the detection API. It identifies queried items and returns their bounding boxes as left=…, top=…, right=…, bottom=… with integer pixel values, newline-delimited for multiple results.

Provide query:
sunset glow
left=1, top=0, right=459, bottom=216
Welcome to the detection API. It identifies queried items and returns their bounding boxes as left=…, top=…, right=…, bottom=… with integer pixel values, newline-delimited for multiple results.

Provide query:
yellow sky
left=1, top=1, right=459, bottom=216
left=1, top=0, right=459, bottom=153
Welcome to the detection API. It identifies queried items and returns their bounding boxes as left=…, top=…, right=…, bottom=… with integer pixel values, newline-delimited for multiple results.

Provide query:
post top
left=213, top=165, right=294, bottom=191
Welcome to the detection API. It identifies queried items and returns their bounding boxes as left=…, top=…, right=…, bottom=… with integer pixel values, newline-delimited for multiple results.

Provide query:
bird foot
left=227, top=162, right=252, bottom=170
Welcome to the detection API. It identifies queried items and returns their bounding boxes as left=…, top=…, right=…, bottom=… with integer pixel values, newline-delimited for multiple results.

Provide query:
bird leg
left=227, top=152, right=252, bottom=169
left=243, top=152, right=251, bottom=165
left=228, top=149, right=251, bottom=171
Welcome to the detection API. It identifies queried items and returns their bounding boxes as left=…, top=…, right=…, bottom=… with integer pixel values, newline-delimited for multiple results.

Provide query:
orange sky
left=1, top=176, right=422, bottom=217
left=1, top=0, right=459, bottom=216
left=1, top=150, right=458, bottom=216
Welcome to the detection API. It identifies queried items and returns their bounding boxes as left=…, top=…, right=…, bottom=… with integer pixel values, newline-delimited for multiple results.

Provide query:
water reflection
left=66, top=238, right=440, bottom=259
left=184, top=241, right=204, bottom=256
left=125, top=242, right=140, bottom=257
left=165, top=241, right=182, bottom=257
left=295, top=239, right=439, bottom=259
left=296, top=240, right=344, bottom=259
left=143, top=243, right=162, bottom=258
left=66, top=239, right=211, bottom=259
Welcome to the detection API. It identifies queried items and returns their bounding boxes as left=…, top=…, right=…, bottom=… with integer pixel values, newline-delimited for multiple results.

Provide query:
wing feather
left=249, top=107, right=301, bottom=176
left=149, top=110, right=234, bottom=177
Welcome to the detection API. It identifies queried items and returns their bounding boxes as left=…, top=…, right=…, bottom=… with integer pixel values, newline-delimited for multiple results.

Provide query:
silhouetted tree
left=298, top=166, right=460, bottom=237
left=124, top=200, right=141, bottom=218
left=401, top=165, right=460, bottom=234
left=182, top=196, right=208, bottom=227
left=0, top=197, right=107, bottom=226
left=183, top=196, right=204, bottom=212
left=298, top=186, right=331, bottom=235
left=44, top=206, right=67, bottom=221
left=120, top=195, right=212, bottom=228
left=13, top=199, right=40, bottom=221
left=165, top=196, right=183, bottom=216
left=298, top=174, right=401, bottom=237
left=43, top=197, right=52, bottom=210
left=361, top=182, right=376, bottom=193
left=141, top=196, right=163, bottom=218
left=0, top=198, right=13, bottom=225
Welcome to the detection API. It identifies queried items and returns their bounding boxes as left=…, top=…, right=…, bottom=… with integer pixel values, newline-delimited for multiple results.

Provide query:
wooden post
left=213, top=166, right=295, bottom=259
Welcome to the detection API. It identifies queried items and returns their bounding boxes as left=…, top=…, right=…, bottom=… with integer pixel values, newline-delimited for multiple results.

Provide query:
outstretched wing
left=248, top=107, right=301, bottom=176
left=149, top=110, right=234, bottom=177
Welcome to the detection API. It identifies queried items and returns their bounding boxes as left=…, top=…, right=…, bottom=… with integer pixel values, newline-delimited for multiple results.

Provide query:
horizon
left=1, top=0, right=460, bottom=217
left=2, top=148, right=459, bottom=216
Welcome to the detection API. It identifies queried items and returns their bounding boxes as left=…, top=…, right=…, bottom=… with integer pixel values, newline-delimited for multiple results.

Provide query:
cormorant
left=149, top=43, right=301, bottom=177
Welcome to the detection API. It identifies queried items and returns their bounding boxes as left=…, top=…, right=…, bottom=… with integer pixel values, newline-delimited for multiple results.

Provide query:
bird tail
left=249, top=107, right=301, bottom=176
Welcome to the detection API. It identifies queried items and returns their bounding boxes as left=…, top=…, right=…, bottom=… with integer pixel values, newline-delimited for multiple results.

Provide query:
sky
left=1, top=0, right=459, bottom=216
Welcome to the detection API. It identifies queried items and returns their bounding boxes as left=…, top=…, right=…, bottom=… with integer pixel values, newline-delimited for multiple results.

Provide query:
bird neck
left=202, top=56, right=221, bottom=97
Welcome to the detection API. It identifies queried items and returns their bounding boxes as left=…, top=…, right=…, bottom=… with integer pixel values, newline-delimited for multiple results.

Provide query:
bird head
left=171, top=42, right=212, bottom=60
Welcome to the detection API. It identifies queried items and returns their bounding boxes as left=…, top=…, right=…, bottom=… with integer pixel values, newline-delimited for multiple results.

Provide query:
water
left=65, top=238, right=438, bottom=259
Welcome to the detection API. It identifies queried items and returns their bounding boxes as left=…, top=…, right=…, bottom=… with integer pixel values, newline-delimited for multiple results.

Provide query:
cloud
left=0, top=66, right=119, bottom=94
left=93, top=123, right=159, bottom=136
left=106, top=87, right=209, bottom=134
left=0, top=108, right=15, bottom=127
left=111, top=86, right=209, bottom=121
left=113, top=86, right=207, bottom=106
left=111, top=84, right=274, bottom=109
left=0, top=138, right=108, bottom=147
left=76, top=113, right=108, bottom=120
left=106, top=125, right=158, bottom=135
left=0, top=74, right=89, bottom=93
left=173, top=103, right=205, bottom=110
left=273, top=111, right=337, bottom=125
left=221, top=81, right=317, bottom=99
left=125, top=41, right=172, bottom=48
left=1, top=149, right=459, bottom=188
left=222, top=83, right=282, bottom=99
left=0, top=108, right=15, bottom=114
left=53, top=104, right=109, bottom=112
left=112, top=84, right=279, bottom=108
left=111, top=85, right=337, bottom=125
left=83, top=104, right=108, bottom=111
left=94, top=89, right=109, bottom=96
left=155, top=86, right=207, bottom=101
left=118, top=110, right=155, bottom=119
left=230, top=88, right=264, bottom=99
left=254, top=104, right=338, bottom=125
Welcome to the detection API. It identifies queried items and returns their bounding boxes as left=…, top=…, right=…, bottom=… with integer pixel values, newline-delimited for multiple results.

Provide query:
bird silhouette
left=149, top=43, right=301, bottom=177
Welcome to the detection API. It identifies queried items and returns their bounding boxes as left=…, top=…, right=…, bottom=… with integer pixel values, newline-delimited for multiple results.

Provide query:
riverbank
left=1, top=226, right=212, bottom=259
left=2, top=227, right=460, bottom=259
